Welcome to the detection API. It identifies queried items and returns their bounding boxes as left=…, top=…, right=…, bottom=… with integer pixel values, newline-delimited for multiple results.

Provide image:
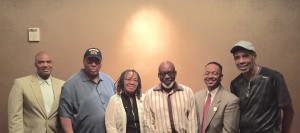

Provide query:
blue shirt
left=59, top=69, right=115, bottom=133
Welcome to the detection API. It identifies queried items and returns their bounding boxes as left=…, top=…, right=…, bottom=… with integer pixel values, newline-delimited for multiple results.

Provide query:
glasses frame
left=158, top=70, right=177, bottom=78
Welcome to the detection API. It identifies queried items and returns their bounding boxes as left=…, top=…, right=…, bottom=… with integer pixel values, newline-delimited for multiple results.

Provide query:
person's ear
left=34, top=61, right=37, bottom=68
left=220, top=74, right=223, bottom=81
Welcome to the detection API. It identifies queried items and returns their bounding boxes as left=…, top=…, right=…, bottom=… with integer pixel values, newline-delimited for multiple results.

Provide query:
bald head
left=158, top=61, right=177, bottom=89
left=158, top=61, right=175, bottom=72
left=35, top=51, right=51, bottom=62
left=34, top=51, right=53, bottom=79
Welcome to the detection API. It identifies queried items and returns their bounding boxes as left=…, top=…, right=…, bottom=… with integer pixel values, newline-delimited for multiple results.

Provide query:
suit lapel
left=30, top=75, right=47, bottom=118
left=48, top=78, right=60, bottom=117
left=206, top=87, right=223, bottom=129
left=195, top=90, right=207, bottom=127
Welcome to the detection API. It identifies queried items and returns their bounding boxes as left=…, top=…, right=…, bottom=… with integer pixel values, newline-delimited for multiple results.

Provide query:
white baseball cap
left=230, top=40, right=256, bottom=54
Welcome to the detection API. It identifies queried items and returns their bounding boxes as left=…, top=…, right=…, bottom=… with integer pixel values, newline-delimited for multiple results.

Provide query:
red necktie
left=202, top=93, right=211, bottom=133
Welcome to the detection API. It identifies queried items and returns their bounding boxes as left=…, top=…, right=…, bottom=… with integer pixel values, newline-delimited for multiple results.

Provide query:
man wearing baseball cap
left=230, top=41, right=294, bottom=133
left=59, top=48, right=115, bottom=133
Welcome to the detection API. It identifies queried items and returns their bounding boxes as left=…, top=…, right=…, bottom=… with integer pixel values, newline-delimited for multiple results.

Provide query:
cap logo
left=89, top=49, right=99, bottom=55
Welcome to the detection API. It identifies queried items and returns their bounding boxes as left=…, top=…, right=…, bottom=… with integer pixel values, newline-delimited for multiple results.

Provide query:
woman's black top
left=121, top=93, right=141, bottom=133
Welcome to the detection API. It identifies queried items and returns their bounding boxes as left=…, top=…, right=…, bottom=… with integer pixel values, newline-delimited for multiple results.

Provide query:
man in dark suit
left=8, top=51, right=64, bottom=133
left=194, top=62, right=240, bottom=133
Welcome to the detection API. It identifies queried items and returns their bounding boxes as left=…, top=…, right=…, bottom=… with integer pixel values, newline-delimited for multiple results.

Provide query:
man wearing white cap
left=230, top=40, right=294, bottom=133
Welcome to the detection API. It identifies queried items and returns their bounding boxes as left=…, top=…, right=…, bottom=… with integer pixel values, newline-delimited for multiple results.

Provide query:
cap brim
left=230, top=46, right=255, bottom=54
left=230, top=46, right=242, bottom=53
left=84, top=55, right=101, bottom=59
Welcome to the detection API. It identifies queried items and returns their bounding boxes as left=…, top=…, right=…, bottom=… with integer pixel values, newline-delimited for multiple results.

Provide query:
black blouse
left=121, top=93, right=141, bottom=133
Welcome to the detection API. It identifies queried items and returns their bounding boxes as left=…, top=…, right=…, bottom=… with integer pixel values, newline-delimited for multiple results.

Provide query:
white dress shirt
left=37, top=75, right=54, bottom=116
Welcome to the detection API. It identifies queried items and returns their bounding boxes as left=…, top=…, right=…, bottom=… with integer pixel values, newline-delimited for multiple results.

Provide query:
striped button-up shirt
left=144, top=83, right=197, bottom=133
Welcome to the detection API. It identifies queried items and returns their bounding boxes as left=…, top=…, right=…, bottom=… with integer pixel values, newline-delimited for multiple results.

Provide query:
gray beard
left=162, top=81, right=175, bottom=89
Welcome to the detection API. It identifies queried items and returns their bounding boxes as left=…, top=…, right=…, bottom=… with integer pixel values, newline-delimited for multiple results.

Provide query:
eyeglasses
left=158, top=71, right=176, bottom=77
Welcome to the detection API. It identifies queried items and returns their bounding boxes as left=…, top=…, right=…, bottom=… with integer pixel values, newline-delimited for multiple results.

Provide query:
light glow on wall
left=122, top=7, right=175, bottom=55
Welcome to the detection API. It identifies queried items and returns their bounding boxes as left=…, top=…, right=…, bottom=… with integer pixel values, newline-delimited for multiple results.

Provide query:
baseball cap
left=83, top=48, right=102, bottom=59
left=230, top=40, right=256, bottom=54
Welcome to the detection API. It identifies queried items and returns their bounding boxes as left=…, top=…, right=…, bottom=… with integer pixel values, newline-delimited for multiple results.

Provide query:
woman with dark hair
left=105, top=69, right=143, bottom=133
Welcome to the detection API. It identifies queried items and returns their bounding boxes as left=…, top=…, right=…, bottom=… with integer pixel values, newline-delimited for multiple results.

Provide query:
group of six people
left=8, top=40, right=294, bottom=133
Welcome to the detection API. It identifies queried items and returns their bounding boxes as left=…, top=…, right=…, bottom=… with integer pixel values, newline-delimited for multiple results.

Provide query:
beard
left=161, top=81, right=175, bottom=89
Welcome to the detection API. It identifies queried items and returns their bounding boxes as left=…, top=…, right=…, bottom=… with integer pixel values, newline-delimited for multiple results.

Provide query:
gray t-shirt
left=59, top=69, right=115, bottom=133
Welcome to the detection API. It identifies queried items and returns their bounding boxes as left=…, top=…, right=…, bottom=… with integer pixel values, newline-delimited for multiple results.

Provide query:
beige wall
left=1, top=0, right=299, bottom=132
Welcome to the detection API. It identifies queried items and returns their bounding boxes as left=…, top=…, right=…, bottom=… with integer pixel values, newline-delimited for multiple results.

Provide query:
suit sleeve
left=194, top=95, right=201, bottom=133
left=105, top=96, right=118, bottom=133
left=8, top=79, right=24, bottom=133
left=222, top=97, right=240, bottom=133
left=188, top=89, right=198, bottom=133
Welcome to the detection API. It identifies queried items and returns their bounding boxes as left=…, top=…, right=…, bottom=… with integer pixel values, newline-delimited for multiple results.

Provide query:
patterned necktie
left=202, top=93, right=211, bottom=133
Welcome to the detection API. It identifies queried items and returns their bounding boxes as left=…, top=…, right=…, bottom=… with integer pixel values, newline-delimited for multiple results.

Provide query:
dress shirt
left=37, top=75, right=54, bottom=116
left=205, top=86, right=220, bottom=104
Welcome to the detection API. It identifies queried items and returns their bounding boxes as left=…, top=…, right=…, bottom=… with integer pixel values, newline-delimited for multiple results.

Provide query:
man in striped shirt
left=144, top=61, right=197, bottom=133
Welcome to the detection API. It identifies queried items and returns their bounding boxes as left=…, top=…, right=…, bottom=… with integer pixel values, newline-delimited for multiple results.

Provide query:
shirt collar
left=206, top=85, right=220, bottom=100
left=80, top=69, right=103, bottom=83
left=36, top=74, right=52, bottom=85
left=153, top=82, right=183, bottom=92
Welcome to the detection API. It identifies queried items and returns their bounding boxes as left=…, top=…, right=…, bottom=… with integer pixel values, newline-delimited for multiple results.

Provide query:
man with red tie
left=194, top=62, right=240, bottom=133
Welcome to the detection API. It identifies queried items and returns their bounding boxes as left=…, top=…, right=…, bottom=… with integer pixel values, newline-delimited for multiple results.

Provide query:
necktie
left=202, top=93, right=211, bottom=133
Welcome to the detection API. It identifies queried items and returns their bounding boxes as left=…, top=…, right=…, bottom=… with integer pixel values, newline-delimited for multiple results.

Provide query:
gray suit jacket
left=194, top=86, right=240, bottom=133
left=8, top=74, right=64, bottom=133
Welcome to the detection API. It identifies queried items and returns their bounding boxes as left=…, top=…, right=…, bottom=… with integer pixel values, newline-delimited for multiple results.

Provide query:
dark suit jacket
left=194, top=86, right=240, bottom=133
left=8, top=75, right=64, bottom=133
